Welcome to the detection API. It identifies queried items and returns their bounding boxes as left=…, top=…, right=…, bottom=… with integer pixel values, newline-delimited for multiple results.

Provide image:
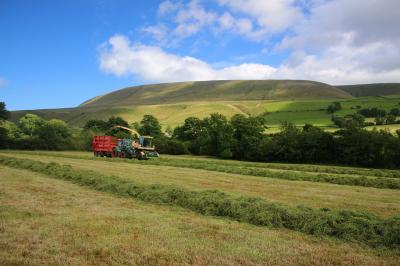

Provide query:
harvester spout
left=112, top=125, right=141, bottom=137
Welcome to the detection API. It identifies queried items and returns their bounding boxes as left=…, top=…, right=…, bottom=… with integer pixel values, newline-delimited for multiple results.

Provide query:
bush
left=219, top=148, right=233, bottom=158
left=154, top=138, right=188, bottom=155
left=327, top=102, right=342, bottom=113
left=358, top=108, right=387, bottom=118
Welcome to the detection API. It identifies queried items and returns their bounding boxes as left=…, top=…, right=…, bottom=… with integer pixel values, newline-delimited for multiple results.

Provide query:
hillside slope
left=10, top=80, right=400, bottom=128
left=338, top=83, right=400, bottom=97
left=80, top=80, right=352, bottom=107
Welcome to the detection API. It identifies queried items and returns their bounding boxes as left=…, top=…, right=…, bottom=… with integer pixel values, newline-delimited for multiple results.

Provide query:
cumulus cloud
left=144, top=0, right=292, bottom=44
left=173, top=1, right=217, bottom=38
left=99, top=35, right=276, bottom=82
left=157, top=0, right=180, bottom=16
left=276, top=0, right=400, bottom=83
left=218, top=0, right=303, bottom=33
left=102, top=0, right=400, bottom=84
left=99, top=33, right=400, bottom=84
left=280, top=0, right=400, bottom=50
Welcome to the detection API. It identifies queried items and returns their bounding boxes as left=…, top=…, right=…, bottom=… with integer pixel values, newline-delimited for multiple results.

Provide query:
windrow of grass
left=8, top=150, right=400, bottom=178
left=5, top=151, right=400, bottom=189
left=169, top=157, right=400, bottom=179
left=0, top=155, right=399, bottom=249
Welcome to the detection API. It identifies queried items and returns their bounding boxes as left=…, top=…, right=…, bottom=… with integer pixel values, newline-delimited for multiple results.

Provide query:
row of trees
left=2, top=101, right=400, bottom=168
left=1, top=112, right=76, bottom=150
left=171, top=114, right=400, bottom=167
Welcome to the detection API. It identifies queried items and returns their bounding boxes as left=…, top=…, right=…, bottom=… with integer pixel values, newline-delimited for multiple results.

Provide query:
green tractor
left=112, top=126, right=159, bottom=160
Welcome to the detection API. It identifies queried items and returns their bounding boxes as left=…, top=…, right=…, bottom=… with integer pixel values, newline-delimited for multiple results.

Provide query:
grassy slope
left=9, top=80, right=350, bottom=127
left=10, top=96, right=400, bottom=129
left=2, top=166, right=397, bottom=265
left=339, top=83, right=400, bottom=97
left=4, top=151, right=400, bottom=217
left=80, top=80, right=351, bottom=107
left=9, top=81, right=400, bottom=131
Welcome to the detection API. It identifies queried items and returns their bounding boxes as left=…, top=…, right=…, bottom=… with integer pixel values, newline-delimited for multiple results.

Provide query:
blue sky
left=1, top=0, right=399, bottom=110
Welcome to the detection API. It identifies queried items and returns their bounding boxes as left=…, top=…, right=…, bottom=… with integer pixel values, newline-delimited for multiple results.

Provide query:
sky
left=1, top=0, right=400, bottom=110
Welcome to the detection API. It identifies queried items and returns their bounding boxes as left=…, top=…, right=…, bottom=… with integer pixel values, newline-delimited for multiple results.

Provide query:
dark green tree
left=300, top=124, right=334, bottom=162
left=105, top=116, right=131, bottom=138
left=83, top=119, right=108, bottom=131
left=389, top=108, right=400, bottom=116
left=327, top=102, right=342, bottom=113
left=0, top=102, right=10, bottom=148
left=139, top=115, right=162, bottom=137
left=230, top=114, right=265, bottom=160
left=0, top=102, right=10, bottom=121
left=332, top=114, right=365, bottom=128
left=265, top=122, right=302, bottom=162
left=37, top=119, right=72, bottom=150
left=173, top=117, right=207, bottom=154
left=202, top=113, right=233, bottom=158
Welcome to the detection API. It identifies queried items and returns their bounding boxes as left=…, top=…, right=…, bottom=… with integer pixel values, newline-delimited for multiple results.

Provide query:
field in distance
left=0, top=150, right=399, bottom=265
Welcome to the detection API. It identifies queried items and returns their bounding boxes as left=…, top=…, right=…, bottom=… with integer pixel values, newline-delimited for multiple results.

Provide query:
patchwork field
left=0, top=150, right=399, bottom=265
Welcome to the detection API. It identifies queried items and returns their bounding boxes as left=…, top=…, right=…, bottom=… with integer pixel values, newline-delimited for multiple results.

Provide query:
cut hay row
left=162, top=156, right=400, bottom=179
left=0, top=155, right=399, bottom=249
left=5, top=151, right=400, bottom=189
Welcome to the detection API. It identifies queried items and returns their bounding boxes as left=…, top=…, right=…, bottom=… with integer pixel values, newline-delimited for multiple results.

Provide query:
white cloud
left=157, top=0, right=180, bottom=16
left=104, top=0, right=400, bottom=85
left=99, top=34, right=400, bottom=85
left=172, top=1, right=217, bottom=39
left=149, top=0, right=292, bottom=44
left=276, top=0, right=400, bottom=83
left=218, top=0, right=303, bottom=32
left=280, top=0, right=400, bottom=51
left=142, top=24, right=169, bottom=44
left=218, top=12, right=235, bottom=29
left=99, top=35, right=276, bottom=82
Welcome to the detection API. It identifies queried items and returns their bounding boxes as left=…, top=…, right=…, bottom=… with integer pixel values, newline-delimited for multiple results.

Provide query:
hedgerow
left=1, top=155, right=399, bottom=249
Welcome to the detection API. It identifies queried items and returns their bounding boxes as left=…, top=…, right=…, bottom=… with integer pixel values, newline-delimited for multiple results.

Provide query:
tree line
left=1, top=101, right=400, bottom=168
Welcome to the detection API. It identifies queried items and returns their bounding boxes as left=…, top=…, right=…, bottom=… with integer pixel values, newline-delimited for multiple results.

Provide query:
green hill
left=80, top=80, right=351, bottom=107
left=338, top=83, right=400, bottom=97
left=9, top=80, right=400, bottom=129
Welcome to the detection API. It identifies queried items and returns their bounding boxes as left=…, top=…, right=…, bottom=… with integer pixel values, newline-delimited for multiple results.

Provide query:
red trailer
left=92, top=136, right=118, bottom=157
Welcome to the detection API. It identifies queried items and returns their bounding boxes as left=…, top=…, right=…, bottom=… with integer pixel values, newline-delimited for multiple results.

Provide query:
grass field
left=0, top=150, right=399, bottom=265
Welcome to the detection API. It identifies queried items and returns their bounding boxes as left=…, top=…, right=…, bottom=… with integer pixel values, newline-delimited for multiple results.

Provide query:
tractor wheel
left=135, top=151, right=143, bottom=160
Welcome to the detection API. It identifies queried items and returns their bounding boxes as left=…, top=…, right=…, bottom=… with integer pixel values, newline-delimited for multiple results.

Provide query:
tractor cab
left=139, top=136, right=154, bottom=148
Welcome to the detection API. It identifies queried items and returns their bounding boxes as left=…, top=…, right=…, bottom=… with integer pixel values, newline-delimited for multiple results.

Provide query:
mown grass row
left=150, top=158, right=400, bottom=189
left=7, top=150, right=400, bottom=178
left=160, top=155, right=400, bottom=179
left=5, top=151, right=400, bottom=189
left=0, top=155, right=399, bottom=249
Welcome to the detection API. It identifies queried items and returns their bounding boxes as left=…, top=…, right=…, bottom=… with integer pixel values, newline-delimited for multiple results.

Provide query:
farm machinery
left=92, top=126, right=159, bottom=160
